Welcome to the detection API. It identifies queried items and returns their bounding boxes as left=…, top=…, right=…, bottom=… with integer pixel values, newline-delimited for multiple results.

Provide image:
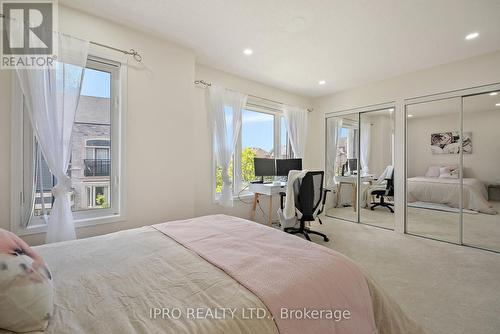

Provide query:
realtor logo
left=1, top=1, right=56, bottom=68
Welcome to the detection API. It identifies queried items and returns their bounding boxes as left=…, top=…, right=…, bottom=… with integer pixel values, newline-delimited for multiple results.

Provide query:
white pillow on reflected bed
left=439, top=166, right=459, bottom=179
left=425, top=166, right=441, bottom=178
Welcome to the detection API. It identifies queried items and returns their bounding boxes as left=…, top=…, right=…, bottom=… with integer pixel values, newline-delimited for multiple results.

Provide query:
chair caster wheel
left=324, top=237, right=329, bottom=242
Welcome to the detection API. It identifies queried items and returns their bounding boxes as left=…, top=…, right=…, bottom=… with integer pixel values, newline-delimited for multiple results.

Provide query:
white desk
left=334, top=175, right=376, bottom=212
left=248, top=182, right=286, bottom=226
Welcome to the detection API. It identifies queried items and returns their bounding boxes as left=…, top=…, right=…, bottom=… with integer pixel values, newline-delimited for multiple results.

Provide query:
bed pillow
left=0, top=254, right=53, bottom=332
left=439, top=166, right=459, bottom=179
left=425, top=166, right=441, bottom=178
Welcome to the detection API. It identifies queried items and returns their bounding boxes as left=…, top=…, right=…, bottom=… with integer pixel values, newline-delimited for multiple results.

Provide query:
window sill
left=14, top=213, right=125, bottom=237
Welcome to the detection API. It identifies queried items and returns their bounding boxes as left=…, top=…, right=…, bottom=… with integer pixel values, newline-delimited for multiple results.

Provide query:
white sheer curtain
left=346, top=128, right=355, bottom=160
left=15, top=33, right=89, bottom=243
left=208, top=85, right=248, bottom=207
left=360, top=121, right=371, bottom=175
left=326, top=118, right=342, bottom=186
left=284, top=106, right=308, bottom=158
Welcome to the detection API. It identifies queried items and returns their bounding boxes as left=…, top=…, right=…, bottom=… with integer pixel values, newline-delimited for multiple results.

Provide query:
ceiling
left=61, top=0, right=500, bottom=98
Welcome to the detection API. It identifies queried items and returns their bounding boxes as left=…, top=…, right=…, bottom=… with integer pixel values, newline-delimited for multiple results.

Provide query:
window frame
left=212, top=103, right=291, bottom=201
left=85, top=138, right=111, bottom=160
left=85, top=183, right=111, bottom=208
left=11, top=54, right=127, bottom=236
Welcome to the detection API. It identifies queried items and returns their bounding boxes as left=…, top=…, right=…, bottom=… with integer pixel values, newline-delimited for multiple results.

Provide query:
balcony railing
left=84, top=159, right=110, bottom=177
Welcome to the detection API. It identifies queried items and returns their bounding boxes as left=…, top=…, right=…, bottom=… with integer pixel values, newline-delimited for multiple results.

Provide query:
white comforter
left=407, top=177, right=497, bottom=214
left=0, top=217, right=425, bottom=334
left=31, top=227, right=279, bottom=334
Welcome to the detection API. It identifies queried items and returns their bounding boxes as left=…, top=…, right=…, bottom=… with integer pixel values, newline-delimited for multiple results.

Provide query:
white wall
left=408, top=111, right=500, bottom=185
left=308, top=50, right=500, bottom=232
left=0, top=6, right=310, bottom=244
left=193, top=64, right=311, bottom=221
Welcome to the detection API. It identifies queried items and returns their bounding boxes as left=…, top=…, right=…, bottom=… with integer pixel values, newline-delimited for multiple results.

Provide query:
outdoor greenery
left=216, top=147, right=257, bottom=193
left=241, top=147, right=257, bottom=183
left=96, top=194, right=110, bottom=208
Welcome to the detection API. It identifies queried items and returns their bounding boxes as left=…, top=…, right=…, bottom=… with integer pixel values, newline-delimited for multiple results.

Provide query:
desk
left=248, top=182, right=286, bottom=226
left=334, top=175, right=376, bottom=212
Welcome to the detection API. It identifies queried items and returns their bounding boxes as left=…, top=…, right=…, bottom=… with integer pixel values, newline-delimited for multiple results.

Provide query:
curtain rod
left=195, top=79, right=313, bottom=113
left=89, top=41, right=142, bottom=63
left=0, top=13, right=142, bottom=62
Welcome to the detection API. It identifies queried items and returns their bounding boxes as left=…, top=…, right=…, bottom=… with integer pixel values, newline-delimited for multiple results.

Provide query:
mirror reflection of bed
left=406, top=93, right=500, bottom=252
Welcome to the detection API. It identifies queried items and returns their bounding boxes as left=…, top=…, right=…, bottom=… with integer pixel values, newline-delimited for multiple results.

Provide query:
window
left=214, top=105, right=291, bottom=197
left=335, top=126, right=358, bottom=175
left=239, top=109, right=274, bottom=188
left=84, top=139, right=111, bottom=177
left=86, top=185, right=110, bottom=208
left=12, top=56, right=125, bottom=233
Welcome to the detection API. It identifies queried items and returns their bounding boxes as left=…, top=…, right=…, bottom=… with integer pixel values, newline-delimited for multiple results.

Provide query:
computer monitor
left=254, top=158, right=276, bottom=177
left=276, top=158, right=303, bottom=177
left=348, top=158, right=358, bottom=173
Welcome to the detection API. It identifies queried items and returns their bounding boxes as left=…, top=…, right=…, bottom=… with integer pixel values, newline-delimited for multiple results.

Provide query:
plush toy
left=0, top=229, right=53, bottom=333
left=0, top=229, right=45, bottom=268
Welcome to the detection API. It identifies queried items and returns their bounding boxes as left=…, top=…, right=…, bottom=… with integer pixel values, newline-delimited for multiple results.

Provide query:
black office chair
left=370, top=169, right=395, bottom=213
left=279, top=171, right=330, bottom=242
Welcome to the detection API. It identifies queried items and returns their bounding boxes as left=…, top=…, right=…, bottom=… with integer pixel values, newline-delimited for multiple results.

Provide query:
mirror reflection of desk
left=334, top=175, right=376, bottom=212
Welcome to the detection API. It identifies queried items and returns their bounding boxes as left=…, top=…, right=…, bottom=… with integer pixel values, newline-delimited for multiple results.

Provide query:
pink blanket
left=153, top=215, right=376, bottom=334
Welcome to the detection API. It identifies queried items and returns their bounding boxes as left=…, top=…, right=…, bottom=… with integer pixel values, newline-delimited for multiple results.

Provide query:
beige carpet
left=307, top=216, right=500, bottom=334
left=327, top=201, right=500, bottom=252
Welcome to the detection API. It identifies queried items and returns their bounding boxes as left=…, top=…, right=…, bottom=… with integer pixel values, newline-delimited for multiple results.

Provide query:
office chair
left=370, top=168, right=394, bottom=213
left=279, top=171, right=330, bottom=242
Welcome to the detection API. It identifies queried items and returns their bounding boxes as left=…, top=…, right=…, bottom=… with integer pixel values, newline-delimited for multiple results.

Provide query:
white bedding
left=0, top=217, right=425, bottom=334
left=27, top=227, right=279, bottom=334
left=407, top=177, right=497, bottom=215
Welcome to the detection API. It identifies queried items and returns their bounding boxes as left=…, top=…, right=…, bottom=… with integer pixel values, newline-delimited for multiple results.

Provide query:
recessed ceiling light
left=496, top=103, right=500, bottom=107
left=243, top=48, right=253, bottom=55
left=465, top=32, right=479, bottom=40
left=490, top=92, right=498, bottom=96
left=318, top=80, right=326, bottom=85
left=389, top=108, right=395, bottom=112
left=407, top=114, right=414, bottom=118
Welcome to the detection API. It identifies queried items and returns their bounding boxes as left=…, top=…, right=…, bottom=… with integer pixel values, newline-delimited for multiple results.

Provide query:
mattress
left=5, top=215, right=425, bottom=334
left=407, top=177, right=497, bottom=215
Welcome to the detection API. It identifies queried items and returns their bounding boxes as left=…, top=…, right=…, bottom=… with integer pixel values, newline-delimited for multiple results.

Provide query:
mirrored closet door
left=359, top=108, right=395, bottom=230
left=325, top=107, right=396, bottom=230
left=325, top=113, right=359, bottom=223
left=462, top=91, right=500, bottom=252
left=406, top=89, right=500, bottom=251
left=406, top=97, right=461, bottom=243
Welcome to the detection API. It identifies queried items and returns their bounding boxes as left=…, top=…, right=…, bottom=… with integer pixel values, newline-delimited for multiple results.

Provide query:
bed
left=7, top=215, right=425, bottom=334
left=407, top=177, right=497, bottom=214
